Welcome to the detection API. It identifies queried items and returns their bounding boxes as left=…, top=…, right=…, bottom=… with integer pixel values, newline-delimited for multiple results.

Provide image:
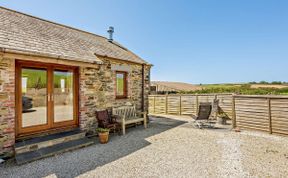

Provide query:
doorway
left=16, top=61, right=79, bottom=137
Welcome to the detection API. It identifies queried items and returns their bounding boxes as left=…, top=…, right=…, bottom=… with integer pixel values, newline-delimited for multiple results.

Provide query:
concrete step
left=15, top=129, right=86, bottom=154
left=15, top=137, right=94, bottom=165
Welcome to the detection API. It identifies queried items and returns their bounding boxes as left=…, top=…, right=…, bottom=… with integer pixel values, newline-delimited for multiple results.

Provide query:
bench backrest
left=113, top=106, right=137, bottom=119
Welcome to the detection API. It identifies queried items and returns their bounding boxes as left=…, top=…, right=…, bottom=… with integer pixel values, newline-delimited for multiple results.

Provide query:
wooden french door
left=16, top=61, right=79, bottom=136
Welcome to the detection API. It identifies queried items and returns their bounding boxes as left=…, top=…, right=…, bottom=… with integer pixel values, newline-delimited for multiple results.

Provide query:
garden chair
left=193, top=102, right=215, bottom=129
left=96, top=109, right=121, bottom=134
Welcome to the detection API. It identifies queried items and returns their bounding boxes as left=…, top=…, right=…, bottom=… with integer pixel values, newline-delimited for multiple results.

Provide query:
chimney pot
left=107, top=26, right=114, bottom=42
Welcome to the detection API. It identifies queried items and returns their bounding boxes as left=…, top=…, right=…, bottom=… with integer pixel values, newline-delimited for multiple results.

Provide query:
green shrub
left=271, top=81, right=282, bottom=84
left=259, top=81, right=269, bottom=84
left=96, top=128, right=110, bottom=133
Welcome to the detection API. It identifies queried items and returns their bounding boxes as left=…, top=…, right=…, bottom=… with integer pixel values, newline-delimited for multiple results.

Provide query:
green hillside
left=180, top=83, right=288, bottom=95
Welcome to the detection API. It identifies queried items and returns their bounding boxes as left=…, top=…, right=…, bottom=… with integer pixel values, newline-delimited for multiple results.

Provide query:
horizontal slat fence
left=154, top=96, right=166, bottom=114
left=234, top=97, right=269, bottom=132
left=149, top=94, right=288, bottom=136
left=167, top=96, right=181, bottom=115
left=234, top=95, right=288, bottom=135
left=271, top=99, right=288, bottom=135
left=181, top=95, right=197, bottom=115
left=149, top=94, right=232, bottom=117
left=218, top=95, right=233, bottom=118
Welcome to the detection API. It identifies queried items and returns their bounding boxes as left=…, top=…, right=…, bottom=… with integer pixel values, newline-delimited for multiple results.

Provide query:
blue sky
left=1, top=0, right=288, bottom=84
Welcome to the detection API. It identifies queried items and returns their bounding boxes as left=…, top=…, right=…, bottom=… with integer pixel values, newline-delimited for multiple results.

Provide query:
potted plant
left=96, top=128, right=110, bottom=144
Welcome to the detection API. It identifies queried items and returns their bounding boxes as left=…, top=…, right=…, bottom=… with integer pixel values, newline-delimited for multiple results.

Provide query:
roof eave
left=94, top=53, right=152, bottom=66
left=0, top=47, right=103, bottom=64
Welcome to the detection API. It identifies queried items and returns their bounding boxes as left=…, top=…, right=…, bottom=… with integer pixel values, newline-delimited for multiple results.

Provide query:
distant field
left=183, top=83, right=288, bottom=95
left=202, top=83, right=288, bottom=89
left=152, top=81, right=288, bottom=95
left=250, top=84, right=288, bottom=89
left=201, top=84, right=241, bottom=89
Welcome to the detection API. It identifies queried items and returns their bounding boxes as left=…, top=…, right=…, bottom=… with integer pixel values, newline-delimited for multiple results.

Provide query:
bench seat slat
left=122, top=118, right=144, bottom=124
left=112, top=106, right=147, bottom=135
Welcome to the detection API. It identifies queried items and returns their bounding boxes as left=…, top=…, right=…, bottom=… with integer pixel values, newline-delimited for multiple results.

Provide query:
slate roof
left=0, top=6, right=149, bottom=64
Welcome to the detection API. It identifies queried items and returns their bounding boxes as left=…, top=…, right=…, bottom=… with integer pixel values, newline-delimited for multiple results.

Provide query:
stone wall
left=0, top=54, right=151, bottom=157
left=0, top=55, right=15, bottom=158
left=79, top=57, right=151, bottom=133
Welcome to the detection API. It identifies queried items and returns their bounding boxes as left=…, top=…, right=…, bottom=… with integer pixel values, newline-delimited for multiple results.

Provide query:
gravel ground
left=1, top=115, right=288, bottom=178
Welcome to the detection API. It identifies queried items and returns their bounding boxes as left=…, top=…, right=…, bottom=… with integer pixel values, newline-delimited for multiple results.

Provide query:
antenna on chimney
left=107, top=26, right=114, bottom=42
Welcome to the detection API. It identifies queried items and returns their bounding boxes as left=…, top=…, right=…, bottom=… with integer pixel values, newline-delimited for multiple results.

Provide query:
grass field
left=116, top=78, right=124, bottom=95
left=201, top=84, right=242, bottom=89
left=22, top=69, right=72, bottom=89
left=182, top=83, right=288, bottom=95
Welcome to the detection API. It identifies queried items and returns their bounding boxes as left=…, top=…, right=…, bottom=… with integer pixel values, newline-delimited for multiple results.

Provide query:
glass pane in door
left=22, top=68, right=47, bottom=127
left=53, top=70, right=74, bottom=122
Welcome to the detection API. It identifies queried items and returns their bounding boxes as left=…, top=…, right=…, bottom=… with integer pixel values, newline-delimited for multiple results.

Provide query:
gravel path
left=1, top=115, right=288, bottom=178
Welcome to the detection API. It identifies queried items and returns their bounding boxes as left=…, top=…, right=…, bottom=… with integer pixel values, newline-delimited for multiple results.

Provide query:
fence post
left=232, top=94, right=236, bottom=128
left=165, top=94, right=168, bottom=114
left=179, top=95, right=182, bottom=115
left=267, top=98, right=272, bottom=134
left=196, top=94, right=199, bottom=114
left=214, top=94, right=218, bottom=119
left=153, top=96, right=156, bottom=114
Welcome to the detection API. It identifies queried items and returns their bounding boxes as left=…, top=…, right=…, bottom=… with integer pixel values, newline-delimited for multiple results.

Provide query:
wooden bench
left=112, top=106, right=147, bottom=135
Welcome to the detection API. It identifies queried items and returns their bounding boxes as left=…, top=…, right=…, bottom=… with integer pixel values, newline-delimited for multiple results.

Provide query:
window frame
left=115, top=71, right=128, bottom=99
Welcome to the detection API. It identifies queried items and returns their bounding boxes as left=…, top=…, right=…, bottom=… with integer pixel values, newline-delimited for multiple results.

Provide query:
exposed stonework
left=79, top=57, right=151, bottom=133
left=0, top=55, right=15, bottom=158
left=0, top=54, right=151, bottom=157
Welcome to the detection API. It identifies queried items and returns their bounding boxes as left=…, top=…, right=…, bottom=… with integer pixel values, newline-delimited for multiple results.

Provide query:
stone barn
left=0, top=6, right=151, bottom=160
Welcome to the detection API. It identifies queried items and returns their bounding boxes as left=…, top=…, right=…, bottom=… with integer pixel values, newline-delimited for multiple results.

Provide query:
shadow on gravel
left=180, top=119, right=232, bottom=133
left=0, top=117, right=186, bottom=178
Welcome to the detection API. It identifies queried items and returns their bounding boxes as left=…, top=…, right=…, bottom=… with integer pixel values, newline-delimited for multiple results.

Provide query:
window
left=116, top=71, right=127, bottom=99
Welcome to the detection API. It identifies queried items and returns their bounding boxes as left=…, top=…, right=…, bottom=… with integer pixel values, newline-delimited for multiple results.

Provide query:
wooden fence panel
left=198, top=95, right=215, bottom=103
left=235, top=97, right=269, bottom=132
left=167, top=96, right=181, bottom=115
left=148, top=96, right=155, bottom=114
left=271, top=99, right=288, bottom=135
left=154, top=96, right=166, bottom=114
left=181, top=95, right=197, bottom=115
left=148, top=94, right=288, bottom=136
left=218, top=95, right=233, bottom=118
left=149, top=94, right=230, bottom=116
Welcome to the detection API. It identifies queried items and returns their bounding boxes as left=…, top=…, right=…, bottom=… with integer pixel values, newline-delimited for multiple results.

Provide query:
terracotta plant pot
left=98, top=132, right=109, bottom=144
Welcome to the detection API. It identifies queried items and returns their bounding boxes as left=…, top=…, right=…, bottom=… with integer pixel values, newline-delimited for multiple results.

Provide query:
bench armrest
left=137, top=111, right=147, bottom=129
left=113, top=114, right=126, bottom=122
left=111, top=115, right=121, bottom=122
left=136, top=111, right=147, bottom=115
